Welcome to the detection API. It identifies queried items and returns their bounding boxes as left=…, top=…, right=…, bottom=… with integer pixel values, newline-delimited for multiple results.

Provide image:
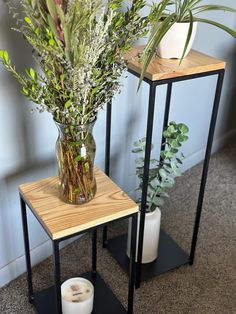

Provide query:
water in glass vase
left=55, top=120, right=97, bottom=205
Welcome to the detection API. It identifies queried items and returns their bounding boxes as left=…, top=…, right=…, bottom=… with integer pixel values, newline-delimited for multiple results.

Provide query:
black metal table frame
left=20, top=193, right=138, bottom=314
left=103, top=68, right=225, bottom=288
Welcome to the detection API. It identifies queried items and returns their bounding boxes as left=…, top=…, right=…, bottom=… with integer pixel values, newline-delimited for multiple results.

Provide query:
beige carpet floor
left=0, top=142, right=236, bottom=314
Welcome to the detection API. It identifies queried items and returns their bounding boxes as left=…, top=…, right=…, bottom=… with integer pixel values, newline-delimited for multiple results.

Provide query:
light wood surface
left=125, top=45, right=225, bottom=81
left=19, top=167, right=138, bottom=240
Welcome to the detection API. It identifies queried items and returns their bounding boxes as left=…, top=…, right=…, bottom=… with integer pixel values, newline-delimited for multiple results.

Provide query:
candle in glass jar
left=61, top=278, right=94, bottom=314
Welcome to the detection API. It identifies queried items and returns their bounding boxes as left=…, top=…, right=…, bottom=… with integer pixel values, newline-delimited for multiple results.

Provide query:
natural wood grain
left=125, top=45, right=226, bottom=81
left=19, top=167, right=138, bottom=240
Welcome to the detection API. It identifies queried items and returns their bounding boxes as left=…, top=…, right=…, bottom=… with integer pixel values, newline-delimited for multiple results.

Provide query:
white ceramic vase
left=156, top=22, right=198, bottom=59
left=127, top=207, right=161, bottom=264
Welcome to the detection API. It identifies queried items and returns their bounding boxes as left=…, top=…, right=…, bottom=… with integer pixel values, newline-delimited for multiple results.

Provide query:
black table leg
left=20, top=195, right=34, bottom=303
left=161, top=82, right=172, bottom=145
left=136, top=82, right=157, bottom=288
left=128, top=214, right=137, bottom=314
left=189, top=69, right=225, bottom=265
left=103, top=101, right=112, bottom=248
left=92, top=229, right=97, bottom=273
left=52, top=240, right=62, bottom=314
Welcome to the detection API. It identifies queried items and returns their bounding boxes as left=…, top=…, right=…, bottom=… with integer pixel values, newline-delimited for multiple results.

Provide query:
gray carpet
left=0, top=142, right=236, bottom=314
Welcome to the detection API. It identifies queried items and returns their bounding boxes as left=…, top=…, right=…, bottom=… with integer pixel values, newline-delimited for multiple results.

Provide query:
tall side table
left=103, top=46, right=226, bottom=288
left=19, top=167, right=138, bottom=314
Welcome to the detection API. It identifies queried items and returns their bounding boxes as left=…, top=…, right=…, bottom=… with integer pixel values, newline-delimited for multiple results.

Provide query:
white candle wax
left=61, top=278, right=94, bottom=314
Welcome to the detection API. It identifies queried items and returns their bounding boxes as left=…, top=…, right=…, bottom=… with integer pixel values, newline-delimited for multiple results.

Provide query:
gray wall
left=0, top=1, right=236, bottom=287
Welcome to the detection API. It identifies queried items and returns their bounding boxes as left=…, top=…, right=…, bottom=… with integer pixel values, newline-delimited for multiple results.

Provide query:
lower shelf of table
left=32, top=271, right=126, bottom=314
left=107, top=229, right=189, bottom=282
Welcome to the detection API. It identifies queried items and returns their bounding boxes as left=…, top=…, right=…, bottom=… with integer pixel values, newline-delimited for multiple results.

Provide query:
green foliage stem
left=133, top=121, right=189, bottom=213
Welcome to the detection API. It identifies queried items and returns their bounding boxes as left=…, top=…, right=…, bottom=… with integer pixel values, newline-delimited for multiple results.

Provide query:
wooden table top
left=125, top=45, right=226, bottom=81
left=19, top=168, right=138, bottom=240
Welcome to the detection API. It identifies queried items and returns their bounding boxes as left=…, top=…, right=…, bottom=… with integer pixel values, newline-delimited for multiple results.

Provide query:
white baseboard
left=0, top=240, right=52, bottom=288
left=0, top=236, right=81, bottom=288
left=182, top=127, right=236, bottom=172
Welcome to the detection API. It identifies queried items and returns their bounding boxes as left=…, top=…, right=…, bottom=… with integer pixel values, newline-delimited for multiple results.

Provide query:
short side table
left=19, top=167, right=138, bottom=314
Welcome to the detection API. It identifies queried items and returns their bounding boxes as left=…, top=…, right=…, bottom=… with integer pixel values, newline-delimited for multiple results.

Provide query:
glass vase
left=55, top=120, right=97, bottom=205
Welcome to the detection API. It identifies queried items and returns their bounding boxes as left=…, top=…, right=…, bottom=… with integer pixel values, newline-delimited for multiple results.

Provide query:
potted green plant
left=141, top=0, right=236, bottom=80
left=127, top=121, right=189, bottom=263
left=0, top=0, right=149, bottom=204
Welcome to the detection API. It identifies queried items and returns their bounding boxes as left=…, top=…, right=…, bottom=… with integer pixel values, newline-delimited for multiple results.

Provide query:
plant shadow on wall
left=0, top=3, right=51, bottom=168
left=0, top=2, right=55, bottom=239
left=0, top=4, right=58, bottom=281
left=0, top=3, right=58, bottom=218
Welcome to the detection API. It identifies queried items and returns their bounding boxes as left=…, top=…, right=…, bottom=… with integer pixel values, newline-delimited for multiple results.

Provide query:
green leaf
left=56, top=4, right=65, bottom=25
left=153, top=196, right=164, bottom=207
left=170, top=148, right=178, bottom=154
left=159, top=191, right=169, bottom=198
left=177, top=134, right=188, bottom=142
left=24, top=17, right=32, bottom=24
left=132, top=148, right=143, bottom=154
left=193, top=5, right=236, bottom=15
left=3, top=51, right=9, bottom=63
left=47, top=14, right=60, bottom=40
left=159, top=169, right=167, bottom=179
left=34, top=28, right=40, bottom=36
left=138, top=12, right=177, bottom=89
left=21, top=87, right=29, bottom=96
left=170, top=139, right=181, bottom=148
left=167, top=125, right=175, bottom=133
left=194, top=17, right=236, bottom=38
left=29, top=68, right=36, bottom=80
left=135, top=157, right=144, bottom=167
left=64, top=100, right=72, bottom=109
left=150, top=177, right=160, bottom=189
left=178, top=123, right=189, bottom=133
left=180, top=10, right=194, bottom=63
left=92, top=86, right=100, bottom=95
left=0, top=50, right=4, bottom=59
left=167, top=175, right=175, bottom=184
left=74, top=155, right=82, bottom=162
left=163, top=130, right=171, bottom=138
left=46, top=0, right=57, bottom=20
left=49, top=38, right=55, bottom=46
left=165, top=150, right=174, bottom=158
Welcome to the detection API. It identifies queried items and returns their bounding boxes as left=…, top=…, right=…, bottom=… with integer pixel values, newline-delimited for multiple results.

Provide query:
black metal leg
left=52, top=241, right=62, bottom=314
left=20, top=195, right=34, bottom=303
left=161, top=83, right=172, bottom=145
left=92, top=229, right=97, bottom=273
left=105, top=101, right=112, bottom=176
left=103, top=102, right=112, bottom=248
left=136, top=82, right=157, bottom=288
left=102, top=228, right=108, bottom=248
left=128, top=214, right=137, bottom=314
left=189, top=70, right=225, bottom=265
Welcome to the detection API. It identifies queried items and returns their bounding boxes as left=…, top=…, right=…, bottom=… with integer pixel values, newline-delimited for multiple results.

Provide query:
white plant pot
left=61, top=277, right=94, bottom=314
left=156, top=22, right=198, bottom=59
left=127, top=207, right=161, bottom=264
